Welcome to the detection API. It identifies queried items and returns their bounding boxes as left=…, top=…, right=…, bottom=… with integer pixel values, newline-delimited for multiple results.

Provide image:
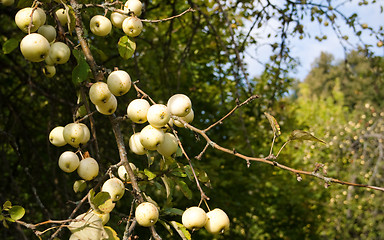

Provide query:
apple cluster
left=49, top=123, right=100, bottom=181
left=89, top=69, right=132, bottom=115
left=181, top=206, right=230, bottom=235
left=14, top=5, right=72, bottom=78
left=89, top=0, right=143, bottom=38
left=127, top=94, right=194, bottom=157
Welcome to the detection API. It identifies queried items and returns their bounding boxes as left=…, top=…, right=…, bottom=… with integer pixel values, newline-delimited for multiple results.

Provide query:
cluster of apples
left=15, top=5, right=72, bottom=78
left=89, top=69, right=131, bottom=115
left=89, top=0, right=143, bottom=38
left=127, top=93, right=194, bottom=157
left=182, top=206, right=230, bottom=235
left=49, top=123, right=100, bottom=181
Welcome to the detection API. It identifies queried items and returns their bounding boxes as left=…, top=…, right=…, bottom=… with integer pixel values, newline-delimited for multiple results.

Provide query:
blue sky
left=243, top=0, right=384, bottom=81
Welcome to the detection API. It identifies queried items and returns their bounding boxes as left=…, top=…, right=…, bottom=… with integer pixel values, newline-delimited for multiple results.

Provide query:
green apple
left=110, top=12, right=127, bottom=29
left=204, top=208, right=230, bottom=234
left=63, top=123, right=85, bottom=147
left=58, top=151, right=80, bottom=173
left=55, top=8, right=68, bottom=26
left=79, top=123, right=90, bottom=145
left=45, top=55, right=55, bottom=66
left=89, top=82, right=112, bottom=105
left=20, top=33, right=50, bottom=62
left=38, top=25, right=57, bottom=43
left=127, top=99, right=150, bottom=123
left=90, top=15, right=112, bottom=36
left=107, top=70, right=131, bottom=96
left=49, top=126, right=67, bottom=147
left=135, top=202, right=159, bottom=227
left=43, top=65, right=56, bottom=78
left=122, top=16, right=143, bottom=37
left=124, top=0, right=143, bottom=16
left=167, top=94, right=192, bottom=117
left=173, top=109, right=194, bottom=127
left=156, top=133, right=178, bottom=157
left=129, top=133, right=147, bottom=155
left=147, top=104, right=171, bottom=128
left=182, top=206, right=207, bottom=230
left=118, top=163, right=137, bottom=182
left=95, top=94, right=117, bottom=115
left=77, top=157, right=99, bottom=181
left=48, top=42, right=71, bottom=64
left=15, top=7, right=46, bottom=33
left=139, top=125, right=165, bottom=150
left=101, top=178, right=125, bottom=201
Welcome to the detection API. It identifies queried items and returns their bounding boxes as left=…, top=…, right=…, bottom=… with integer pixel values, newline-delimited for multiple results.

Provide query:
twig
left=203, top=95, right=259, bottom=132
left=141, top=8, right=195, bottom=23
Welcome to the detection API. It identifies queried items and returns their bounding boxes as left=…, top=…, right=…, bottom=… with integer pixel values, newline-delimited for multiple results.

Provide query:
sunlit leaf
left=118, top=36, right=136, bottom=59
left=73, top=180, right=87, bottom=193
left=2, top=39, right=19, bottom=54
left=3, top=201, right=12, bottom=211
left=170, top=221, right=191, bottom=240
left=264, top=112, right=281, bottom=137
left=9, top=206, right=25, bottom=221
left=144, top=168, right=157, bottom=180
left=288, top=130, right=326, bottom=144
left=104, top=226, right=120, bottom=240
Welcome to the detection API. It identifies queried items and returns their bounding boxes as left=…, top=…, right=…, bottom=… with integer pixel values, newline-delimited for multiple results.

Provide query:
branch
left=173, top=116, right=384, bottom=193
left=141, top=8, right=195, bottom=23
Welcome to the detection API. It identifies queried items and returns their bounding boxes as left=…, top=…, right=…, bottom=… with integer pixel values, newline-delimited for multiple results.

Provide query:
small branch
left=203, top=95, right=259, bottom=132
left=141, top=8, right=195, bottom=23
left=172, top=127, right=209, bottom=201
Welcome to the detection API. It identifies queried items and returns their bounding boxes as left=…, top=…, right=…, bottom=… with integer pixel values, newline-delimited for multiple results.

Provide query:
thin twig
left=141, top=8, right=195, bottom=23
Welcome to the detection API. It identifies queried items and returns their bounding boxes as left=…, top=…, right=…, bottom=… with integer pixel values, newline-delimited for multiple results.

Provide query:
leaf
left=158, top=219, right=173, bottom=236
left=264, top=112, right=281, bottom=137
left=69, top=212, right=107, bottom=239
left=144, top=168, right=157, bottom=180
left=9, top=206, right=25, bottom=221
left=104, top=226, right=120, bottom=240
left=174, top=179, right=192, bottom=199
left=73, top=180, right=87, bottom=193
left=163, top=208, right=184, bottom=216
left=3, top=219, right=9, bottom=228
left=2, top=39, right=19, bottom=54
left=161, top=176, right=172, bottom=201
left=171, top=168, right=187, bottom=177
left=90, top=192, right=115, bottom=214
left=17, top=0, right=33, bottom=8
left=3, top=201, right=12, bottom=211
left=118, top=36, right=136, bottom=59
left=288, top=130, right=326, bottom=144
left=170, top=221, right=191, bottom=240
left=184, top=165, right=194, bottom=181
left=72, top=49, right=90, bottom=84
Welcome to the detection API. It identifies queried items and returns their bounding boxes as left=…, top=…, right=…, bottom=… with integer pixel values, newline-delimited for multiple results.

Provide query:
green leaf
left=72, top=49, right=90, bottom=84
left=161, top=176, right=172, bottom=200
left=174, top=179, right=192, bottom=199
left=5, top=217, right=15, bottom=223
left=170, top=221, right=191, bottom=240
left=104, top=226, right=120, bottom=240
left=9, top=206, right=25, bottom=221
left=2, top=39, right=19, bottom=54
left=3, top=219, right=9, bottom=228
left=163, top=207, right=184, bottom=216
left=264, top=112, right=281, bottom=137
left=90, top=191, right=115, bottom=213
left=144, top=168, right=157, bottom=180
left=118, top=36, right=136, bottom=59
left=171, top=168, right=187, bottom=178
left=3, top=201, right=12, bottom=211
left=184, top=165, right=194, bottom=181
left=73, top=180, right=87, bottom=193
left=288, top=130, right=326, bottom=144
left=158, top=219, right=173, bottom=236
